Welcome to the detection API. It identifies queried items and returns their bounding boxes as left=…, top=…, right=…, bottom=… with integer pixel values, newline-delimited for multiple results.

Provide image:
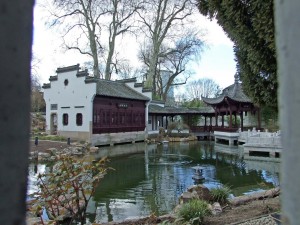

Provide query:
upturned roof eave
left=203, top=96, right=253, bottom=106
left=202, top=96, right=226, bottom=105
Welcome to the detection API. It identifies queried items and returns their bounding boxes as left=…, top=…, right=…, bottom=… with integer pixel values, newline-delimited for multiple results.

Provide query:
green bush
left=37, top=135, right=67, bottom=142
left=177, top=199, right=211, bottom=225
left=31, top=155, right=109, bottom=225
left=210, top=185, right=231, bottom=204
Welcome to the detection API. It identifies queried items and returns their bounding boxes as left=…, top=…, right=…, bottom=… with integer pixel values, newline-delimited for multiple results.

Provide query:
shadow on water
left=28, top=141, right=280, bottom=224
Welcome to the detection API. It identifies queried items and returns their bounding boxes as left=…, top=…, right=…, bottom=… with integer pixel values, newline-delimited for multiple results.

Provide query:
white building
left=42, top=64, right=151, bottom=146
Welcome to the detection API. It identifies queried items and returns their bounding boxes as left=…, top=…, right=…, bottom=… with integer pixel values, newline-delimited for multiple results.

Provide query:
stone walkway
left=232, top=213, right=281, bottom=225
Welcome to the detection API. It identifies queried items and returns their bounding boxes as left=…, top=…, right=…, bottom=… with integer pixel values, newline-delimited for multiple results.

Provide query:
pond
left=28, top=141, right=280, bottom=224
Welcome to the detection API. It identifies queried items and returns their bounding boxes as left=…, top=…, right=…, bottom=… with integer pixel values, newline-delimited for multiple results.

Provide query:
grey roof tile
left=96, top=79, right=150, bottom=101
left=202, top=82, right=252, bottom=105
left=149, top=104, right=214, bottom=115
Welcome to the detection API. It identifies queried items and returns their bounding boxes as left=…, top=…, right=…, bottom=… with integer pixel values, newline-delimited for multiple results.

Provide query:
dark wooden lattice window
left=76, top=113, right=83, bottom=126
left=111, top=113, right=115, bottom=124
left=93, top=110, right=97, bottom=124
left=120, top=112, right=125, bottom=124
left=101, top=112, right=107, bottom=125
left=62, top=113, right=68, bottom=126
left=106, top=112, right=110, bottom=125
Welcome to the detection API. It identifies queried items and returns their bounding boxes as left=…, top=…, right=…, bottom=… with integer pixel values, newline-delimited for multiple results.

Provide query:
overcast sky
left=32, top=1, right=236, bottom=89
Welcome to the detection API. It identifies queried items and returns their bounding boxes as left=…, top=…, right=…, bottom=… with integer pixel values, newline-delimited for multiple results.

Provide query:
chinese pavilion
left=201, top=75, right=260, bottom=132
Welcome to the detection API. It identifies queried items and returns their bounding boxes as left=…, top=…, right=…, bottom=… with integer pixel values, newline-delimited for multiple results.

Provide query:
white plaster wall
left=126, top=82, right=142, bottom=92
left=125, top=82, right=152, bottom=100
left=43, top=70, right=96, bottom=134
left=142, top=91, right=152, bottom=99
left=91, top=131, right=146, bottom=146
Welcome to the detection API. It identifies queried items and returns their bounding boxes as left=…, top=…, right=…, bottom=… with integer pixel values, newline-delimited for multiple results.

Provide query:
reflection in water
left=89, top=141, right=280, bottom=223
left=27, top=163, right=46, bottom=198
left=28, top=141, right=280, bottom=224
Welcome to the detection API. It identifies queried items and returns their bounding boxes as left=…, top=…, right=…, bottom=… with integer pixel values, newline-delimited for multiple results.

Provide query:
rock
left=211, top=202, right=222, bottom=215
left=187, top=184, right=212, bottom=202
left=29, top=152, right=38, bottom=160
left=180, top=137, right=189, bottom=142
left=179, top=185, right=212, bottom=204
left=71, top=151, right=83, bottom=156
left=179, top=191, right=194, bottom=204
left=38, top=152, right=51, bottom=161
left=89, top=146, right=99, bottom=153
left=46, top=148, right=57, bottom=155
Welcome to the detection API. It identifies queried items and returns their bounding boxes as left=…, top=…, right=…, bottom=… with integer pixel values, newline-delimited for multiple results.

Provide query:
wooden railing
left=213, top=127, right=239, bottom=132
left=190, top=126, right=239, bottom=133
left=190, top=126, right=212, bottom=132
left=93, top=126, right=145, bottom=134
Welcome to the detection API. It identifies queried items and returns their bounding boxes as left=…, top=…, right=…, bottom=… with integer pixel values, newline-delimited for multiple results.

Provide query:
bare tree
left=47, top=0, right=107, bottom=78
left=46, top=0, right=143, bottom=79
left=139, top=30, right=205, bottom=101
left=102, top=0, right=144, bottom=80
left=30, top=55, right=46, bottom=112
left=184, top=78, right=221, bottom=100
left=159, top=31, right=205, bottom=101
left=136, top=0, right=199, bottom=98
left=30, top=54, right=40, bottom=83
left=115, top=59, right=143, bottom=80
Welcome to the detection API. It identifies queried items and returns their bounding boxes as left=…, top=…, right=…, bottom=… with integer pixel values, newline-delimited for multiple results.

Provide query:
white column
left=145, top=101, right=150, bottom=133
left=275, top=1, right=300, bottom=224
left=0, top=1, right=33, bottom=224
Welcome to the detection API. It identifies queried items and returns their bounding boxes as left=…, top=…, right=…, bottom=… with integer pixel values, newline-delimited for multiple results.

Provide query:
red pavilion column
left=222, top=115, right=224, bottom=127
left=240, top=111, right=244, bottom=131
left=229, top=109, right=232, bottom=128
left=257, top=108, right=261, bottom=130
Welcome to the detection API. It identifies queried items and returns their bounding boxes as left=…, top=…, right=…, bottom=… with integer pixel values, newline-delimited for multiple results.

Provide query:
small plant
left=167, top=122, right=177, bottom=135
left=167, top=121, right=189, bottom=134
left=210, top=185, right=231, bottom=204
left=177, top=199, right=211, bottom=225
left=37, top=135, right=67, bottom=142
left=158, top=220, right=174, bottom=225
left=31, top=155, right=109, bottom=225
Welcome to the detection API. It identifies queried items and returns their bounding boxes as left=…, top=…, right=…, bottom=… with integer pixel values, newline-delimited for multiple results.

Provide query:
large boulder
left=187, top=184, right=212, bottom=202
left=179, top=184, right=212, bottom=204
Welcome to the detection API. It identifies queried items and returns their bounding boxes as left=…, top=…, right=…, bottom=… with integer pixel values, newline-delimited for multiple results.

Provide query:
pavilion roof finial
left=234, top=73, right=239, bottom=84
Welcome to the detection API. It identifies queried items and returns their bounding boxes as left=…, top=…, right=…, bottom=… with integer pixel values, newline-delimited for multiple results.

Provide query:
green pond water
left=28, top=141, right=280, bottom=224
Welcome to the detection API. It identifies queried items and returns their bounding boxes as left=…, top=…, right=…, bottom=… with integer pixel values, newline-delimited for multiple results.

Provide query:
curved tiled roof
left=42, top=64, right=150, bottom=101
left=148, top=104, right=215, bottom=115
left=202, top=80, right=252, bottom=105
left=95, top=79, right=149, bottom=101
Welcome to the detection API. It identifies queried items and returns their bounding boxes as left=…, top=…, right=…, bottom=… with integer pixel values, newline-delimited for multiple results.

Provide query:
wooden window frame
left=76, top=113, right=83, bottom=126
left=62, top=113, right=68, bottom=126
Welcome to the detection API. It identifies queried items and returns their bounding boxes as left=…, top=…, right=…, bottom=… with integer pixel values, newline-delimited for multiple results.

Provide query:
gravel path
left=234, top=214, right=280, bottom=225
left=29, top=140, right=70, bottom=153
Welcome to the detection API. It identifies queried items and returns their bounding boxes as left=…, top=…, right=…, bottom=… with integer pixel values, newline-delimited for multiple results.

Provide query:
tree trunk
left=105, top=36, right=116, bottom=80
left=147, top=54, right=158, bottom=95
left=89, top=33, right=100, bottom=78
